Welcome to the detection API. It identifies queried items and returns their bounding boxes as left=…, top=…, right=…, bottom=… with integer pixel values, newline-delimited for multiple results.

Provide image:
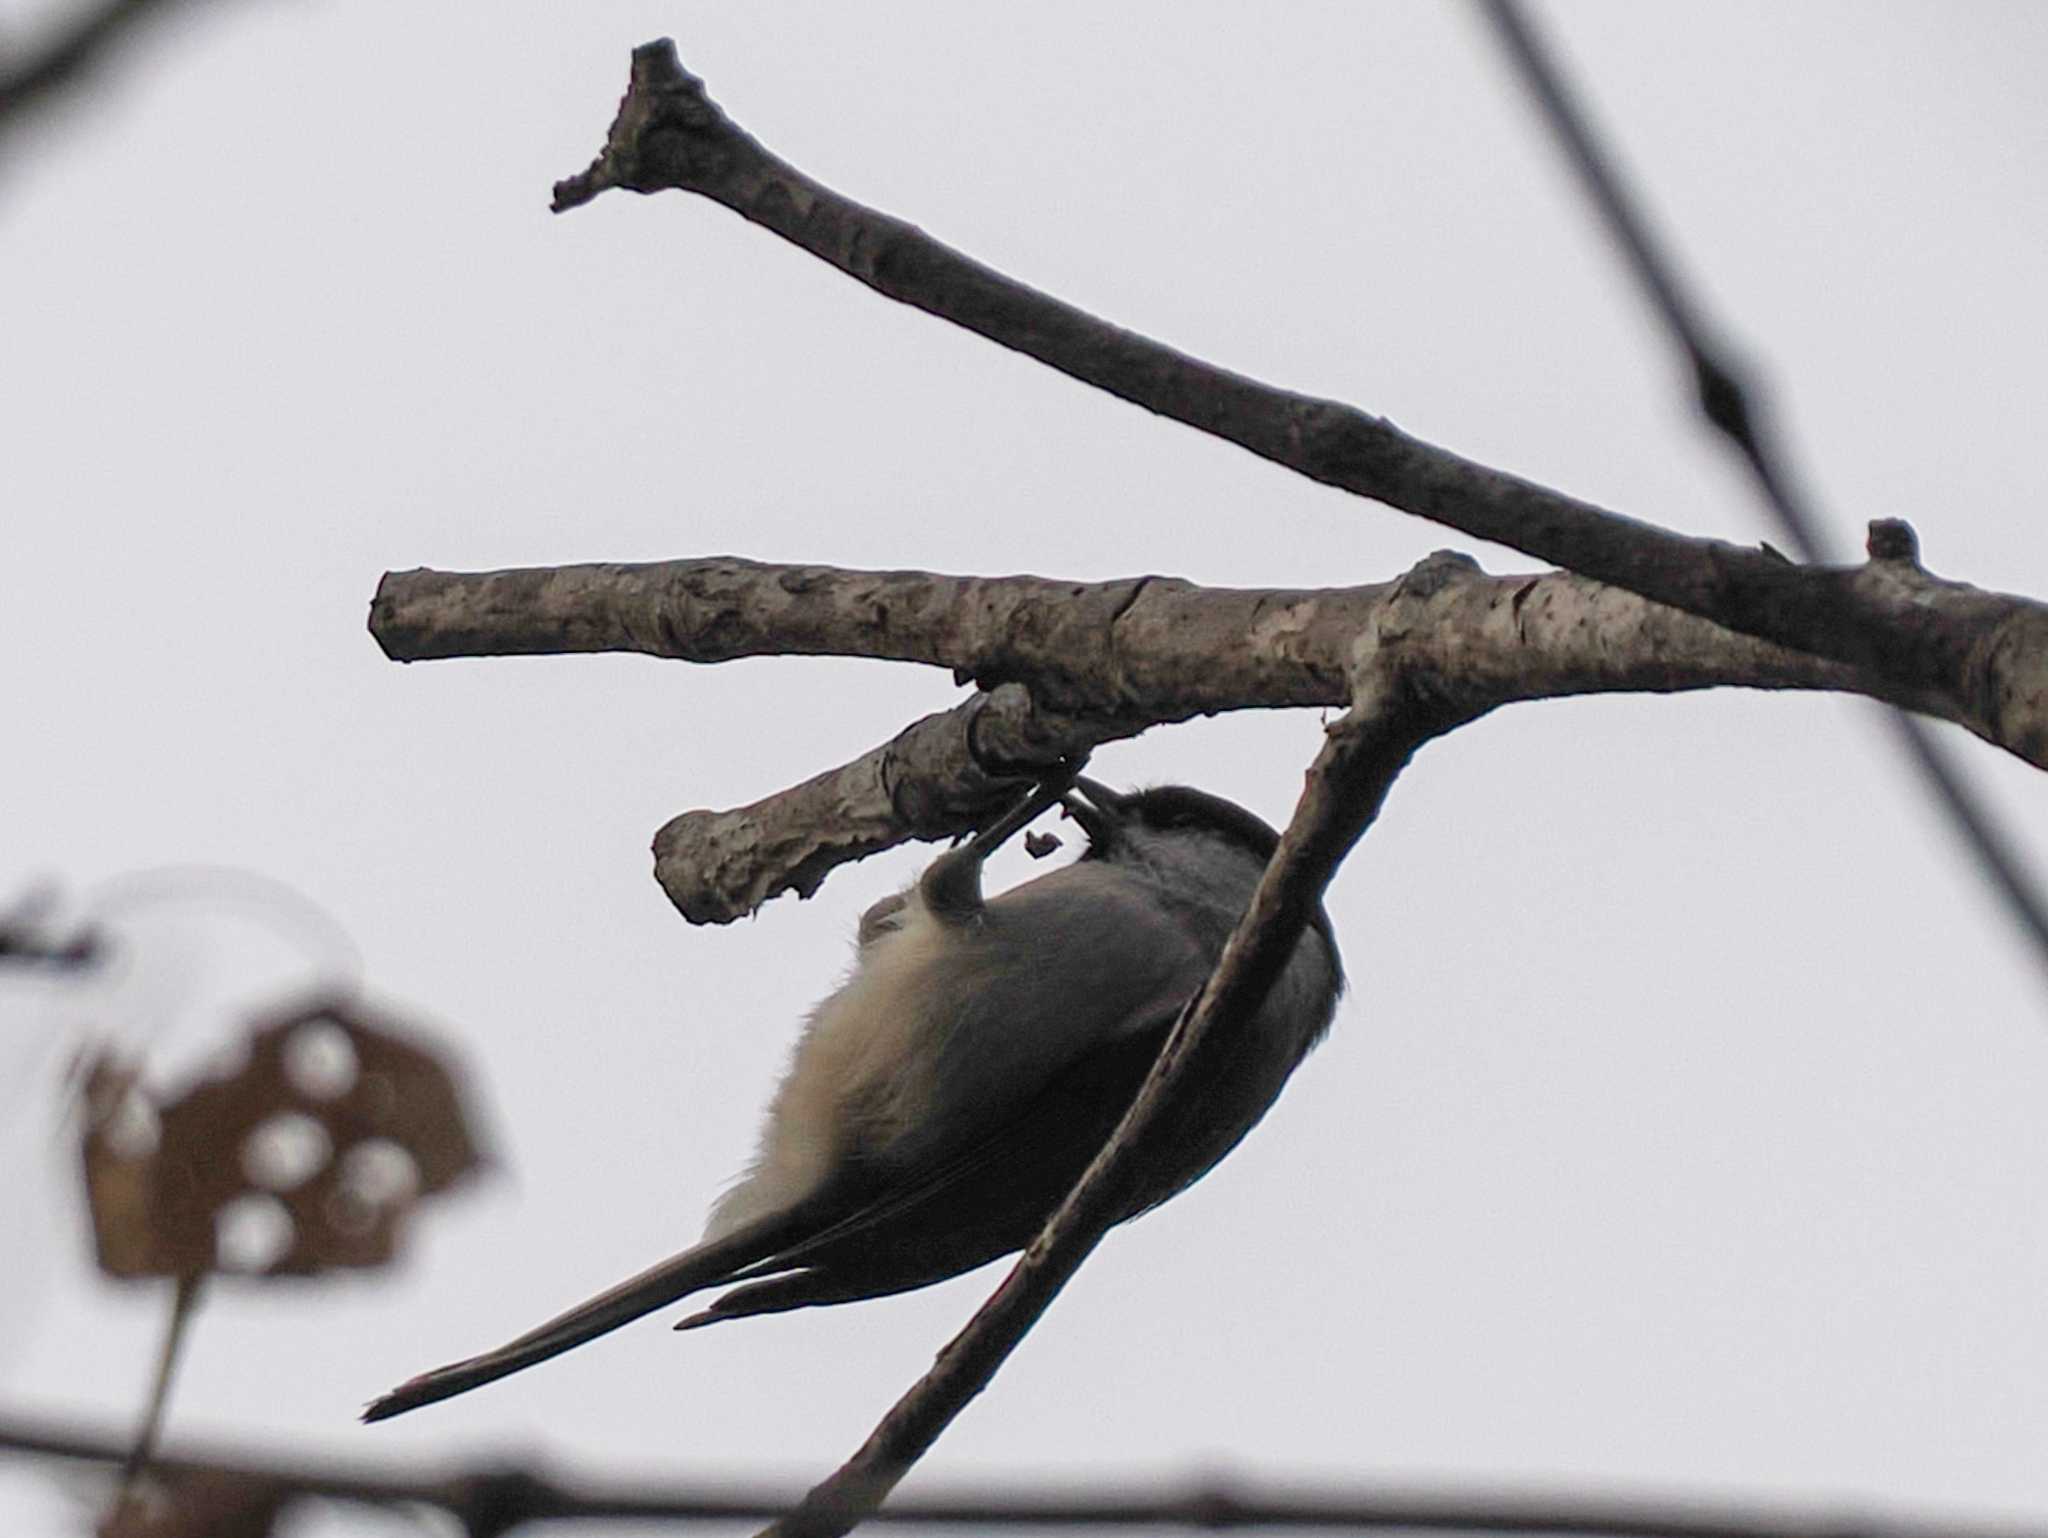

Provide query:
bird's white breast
left=701, top=886, right=949, bottom=1240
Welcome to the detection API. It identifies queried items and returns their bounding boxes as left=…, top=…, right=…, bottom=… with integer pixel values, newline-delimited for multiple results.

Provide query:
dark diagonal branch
left=762, top=567, right=1485, bottom=1538
left=375, top=530, right=2048, bottom=922
left=1477, top=0, right=2048, bottom=982
left=549, top=41, right=2016, bottom=710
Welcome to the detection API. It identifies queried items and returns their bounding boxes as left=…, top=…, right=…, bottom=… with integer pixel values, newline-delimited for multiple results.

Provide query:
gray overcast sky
left=6, top=3, right=2048, bottom=1534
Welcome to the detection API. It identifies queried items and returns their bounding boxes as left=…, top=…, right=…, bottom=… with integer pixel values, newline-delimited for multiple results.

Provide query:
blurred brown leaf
left=80, top=996, right=486, bottom=1279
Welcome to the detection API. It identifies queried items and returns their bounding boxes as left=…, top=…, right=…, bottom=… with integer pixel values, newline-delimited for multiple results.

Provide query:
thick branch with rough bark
left=372, top=525, right=2035, bottom=923
left=546, top=41, right=2048, bottom=738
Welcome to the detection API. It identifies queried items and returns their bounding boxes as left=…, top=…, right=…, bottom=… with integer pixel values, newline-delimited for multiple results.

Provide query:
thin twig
left=1476, top=0, right=2048, bottom=980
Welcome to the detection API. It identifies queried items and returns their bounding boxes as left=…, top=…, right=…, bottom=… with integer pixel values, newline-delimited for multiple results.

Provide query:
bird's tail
left=361, top=1207, right=812, bottom=1422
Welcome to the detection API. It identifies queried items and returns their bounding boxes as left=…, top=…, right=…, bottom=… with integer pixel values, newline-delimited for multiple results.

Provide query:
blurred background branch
left=8, top=1412, right=2047, bottom=1538
left=0, top=0, right=202, bottom=142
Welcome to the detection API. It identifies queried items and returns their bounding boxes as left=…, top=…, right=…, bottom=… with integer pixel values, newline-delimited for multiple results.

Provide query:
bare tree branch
left=370, top=560, right=1355, bottom=706
left=372, top=559, right=1360, bottom=713
left=377, top=528, right=2046, bottom=922
left=545, top=41, right=2045, bottom=715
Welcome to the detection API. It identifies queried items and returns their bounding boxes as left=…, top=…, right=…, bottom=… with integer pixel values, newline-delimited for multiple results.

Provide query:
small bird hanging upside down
left=364, top=775, right=1342, bottom=1422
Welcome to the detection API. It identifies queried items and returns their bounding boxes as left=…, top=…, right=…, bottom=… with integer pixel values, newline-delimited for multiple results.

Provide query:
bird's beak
left=1072, top=775, right=1128, bottom=812
left=1062, top=776, right=1129, bottom=849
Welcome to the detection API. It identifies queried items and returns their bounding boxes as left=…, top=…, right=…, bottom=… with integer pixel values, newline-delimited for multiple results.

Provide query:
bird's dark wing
left=675, top=1015, right=1179, bottom=1327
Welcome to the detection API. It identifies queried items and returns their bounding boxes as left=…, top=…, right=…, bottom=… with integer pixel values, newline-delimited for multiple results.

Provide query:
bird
left=363, top=774, right=1342, bottom=1421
